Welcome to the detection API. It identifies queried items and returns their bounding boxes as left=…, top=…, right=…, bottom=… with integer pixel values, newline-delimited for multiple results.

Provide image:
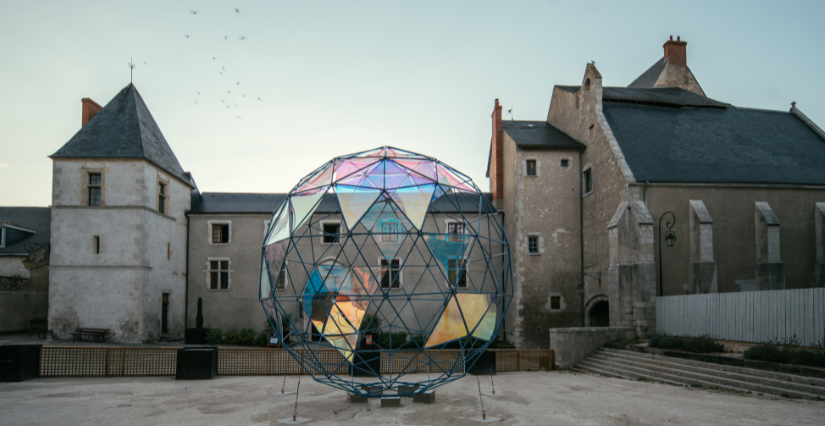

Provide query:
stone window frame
left=527, top=232, right=543, bottom=256
left=545, top=293, right=568, bottom=312
left=156, top=175, right=170, bottom=215
left=207, top=220, right=232, bottom=245
left=560, top=157, right=572, bottom=169
left=82, top=167, right=106, bottom=207
left=206, top=257, right=232, bottom=291
left=582, top=163, right=594, bottom=196
left=524, top=158, right=539, bottom=177
left=378, top=256, right=403, bottom=290
left=319, top=220, right=343, bottom=245
left=443, top=219, right=470, bottom=288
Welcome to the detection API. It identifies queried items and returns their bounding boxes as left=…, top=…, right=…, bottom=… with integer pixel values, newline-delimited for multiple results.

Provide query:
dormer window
left=88, top=173, right=102, bottom=206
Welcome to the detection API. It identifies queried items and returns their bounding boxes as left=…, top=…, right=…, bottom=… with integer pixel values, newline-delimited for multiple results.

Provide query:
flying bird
left=227, top=90, right=231, bottom=94
left=237, top=116, right=242, bottom=119
left=195, top=101, right=198, bottom=104
left=241, top=93, right=246, bottom=98
left=233, top=103, right=238, bottom=107
left=224, top=36, right=229, bottom=40
left=184, top=34, right=190, bottom=39
left=256, top=97, right=263, bottom=102
left=190, top=10, right=198, bottom=15
left=219, top=71, right=223, bottom=75
left=196, top=91, right=200, bottom=95
left=212, top=57, right=216, bottom=60
left=143, top=62, right=147, bottom=65
left=234, top=8, right=240, bottom=13
left=239, top=36, right=246, bottom=41
left=236, top=82, right=240, bottom=86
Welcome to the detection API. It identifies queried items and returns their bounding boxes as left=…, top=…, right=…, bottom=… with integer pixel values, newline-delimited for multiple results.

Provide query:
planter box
left=468, top=350, right=496, bottom=376
left=0, top=345, right=41, bottom=382
left=352, top=350, right=381, bottom=377
left=185, top=328, right=207, bottom=344
left=175, top=347, right=217, bottom=380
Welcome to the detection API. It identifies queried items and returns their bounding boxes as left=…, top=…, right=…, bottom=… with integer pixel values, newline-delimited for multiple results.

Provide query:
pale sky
left=2, top=1, right=823, bottom=206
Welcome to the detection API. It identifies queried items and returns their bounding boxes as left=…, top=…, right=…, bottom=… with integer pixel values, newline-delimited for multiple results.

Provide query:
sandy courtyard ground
left=1, top=371, right=823, bottom=425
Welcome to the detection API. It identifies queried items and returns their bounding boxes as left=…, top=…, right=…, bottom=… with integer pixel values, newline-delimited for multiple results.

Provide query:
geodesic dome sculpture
left=260, top=146, right=512, bottom=397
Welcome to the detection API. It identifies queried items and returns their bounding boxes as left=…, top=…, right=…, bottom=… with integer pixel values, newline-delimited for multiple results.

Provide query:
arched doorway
left=588, top=301, right=609, bottom=327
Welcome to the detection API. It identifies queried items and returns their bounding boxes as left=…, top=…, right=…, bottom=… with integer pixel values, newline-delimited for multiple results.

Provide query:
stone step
left=584, top=352, right=822, bottom=400
left=590, top=352, right=825, bottom=398
left=577, top=360, right=691, bottom=387
left=602, top=347, right=825, bottom=388
left=578, top=358, right=789, bottom=398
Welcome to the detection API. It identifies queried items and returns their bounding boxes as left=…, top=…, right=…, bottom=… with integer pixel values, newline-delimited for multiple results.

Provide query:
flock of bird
left=147, top=7, right=263, bottom=120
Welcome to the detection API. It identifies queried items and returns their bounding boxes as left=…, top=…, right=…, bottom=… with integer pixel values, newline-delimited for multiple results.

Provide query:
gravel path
left=1, top=370, right=823, bottom=425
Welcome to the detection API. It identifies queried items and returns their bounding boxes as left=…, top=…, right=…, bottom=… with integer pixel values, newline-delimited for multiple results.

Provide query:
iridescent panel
left=290, top=188, right=326, bottom=232
left=390, top=184, right=435, bottom=230
left=436, top=163, right=476, bottom=192
left=425, top=293, right=494, bottom=347
left=264, top=203, right=290, bottom=245
left=423, top=233, right=473, bottom=285
left=333, top=158, right=379, bottom=181
left=335, top=185, right=382, bottom=229
left=260, top=256, right=271, bottom=301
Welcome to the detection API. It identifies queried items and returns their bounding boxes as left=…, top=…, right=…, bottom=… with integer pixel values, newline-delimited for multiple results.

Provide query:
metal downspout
left=579, top=149, right=585, bottom=327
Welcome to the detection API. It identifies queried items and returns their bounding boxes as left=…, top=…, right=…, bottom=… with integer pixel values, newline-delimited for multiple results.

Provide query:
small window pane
left=561, top=159, right=569, bottom=168
left=322, top=223, right=340, bottom=244
left=381, top=259, right=400, bottom=288
left=528, top=236, right=539, bottom=254
left=89, top=173, right=101, bottom=185
left=212, top=224, right=229, bottom=243
left=220, top=261, right=229, bottom=270
left=584, top=169, right=593, bottom=193
left=89, top=188, right=101, bottom=206
left=220, top=272, right=229, bottom=289
left=526, top=160, right=537, bottom=176
left=210, top=272, right=219, bottom=289
left=551, top=296, right=561, bottom=310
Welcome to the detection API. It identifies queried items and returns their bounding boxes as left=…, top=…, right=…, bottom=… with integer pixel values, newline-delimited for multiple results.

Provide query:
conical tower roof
left=51, top=84, right=190, bottom=185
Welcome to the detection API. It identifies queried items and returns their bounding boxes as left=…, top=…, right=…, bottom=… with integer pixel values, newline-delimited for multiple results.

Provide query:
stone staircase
left=576, top=347, right=825, bottom=400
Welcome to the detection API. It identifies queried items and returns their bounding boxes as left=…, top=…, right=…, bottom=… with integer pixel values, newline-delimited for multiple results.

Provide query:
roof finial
left=128, top=58, right=136, bottom=84
left=791, top=101, right=797, bottom=109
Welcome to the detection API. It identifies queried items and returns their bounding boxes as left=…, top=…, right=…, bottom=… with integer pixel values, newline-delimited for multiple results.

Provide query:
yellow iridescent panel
left=311, top=298, right=365, bottom=362
left=425, top=294, right=496, bottom=348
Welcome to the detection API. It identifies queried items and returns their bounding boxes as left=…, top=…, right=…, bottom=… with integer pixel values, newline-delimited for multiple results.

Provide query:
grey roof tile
left=602, top=102, right=825, bottom=185
left=628, top=57, right=667, bottom=89
left=0, top=207, right=51, bottom=255
left=51, top=84, right=190, bottom=184
left=503, top=121, right=584, bottom=150
left=603, top=87, right=727, bottom=108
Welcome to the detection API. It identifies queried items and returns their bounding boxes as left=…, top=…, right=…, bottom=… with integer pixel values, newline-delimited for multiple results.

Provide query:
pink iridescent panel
left=436, top=164, right=475, bottom=192
left=333, top=158, right=379, bottom=182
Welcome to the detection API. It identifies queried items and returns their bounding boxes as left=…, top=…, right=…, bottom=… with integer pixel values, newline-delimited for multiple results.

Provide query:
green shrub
left=205, top=328, right=223, bottom=344
left=239, top=328, right=256, bottom=345
left=658, top=336, right=683, bottom=350
left=252, top=331, right=268, bottom=346
left=224, top=329, right=239, bottom=344
left=403, top=333, right=427, bottom=349
left=648, top=334, right=663, bottom=348
left=745, top=344, right=790, bottom=363
left=682, top=336, right=725, bottom=353
left=744, top=337, right=825, bottom=368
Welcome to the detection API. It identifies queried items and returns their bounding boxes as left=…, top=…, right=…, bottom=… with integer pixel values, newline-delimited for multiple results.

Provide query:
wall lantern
left=665, top=230, right=676, bottom=247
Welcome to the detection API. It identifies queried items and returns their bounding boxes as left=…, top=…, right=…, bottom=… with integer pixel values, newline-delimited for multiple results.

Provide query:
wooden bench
left=71, top=328, right=111, bottom=343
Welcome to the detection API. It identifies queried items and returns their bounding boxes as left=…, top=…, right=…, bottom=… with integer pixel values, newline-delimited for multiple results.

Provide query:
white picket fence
left=656, top=288, right=825, bottom=347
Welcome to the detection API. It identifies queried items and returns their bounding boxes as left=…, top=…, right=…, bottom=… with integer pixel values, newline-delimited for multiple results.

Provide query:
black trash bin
left=0, top=345, right=42, bottom=382
left=468, top=350, right=496, bottom=376
left=176, top=347, right=217, bottom=380
left=184, top=328, right=207, bottom=344
left=352, top=350, right=381, bottom=377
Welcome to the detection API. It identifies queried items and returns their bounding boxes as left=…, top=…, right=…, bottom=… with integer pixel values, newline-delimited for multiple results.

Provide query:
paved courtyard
left=1, top=370, right=824, bottom=425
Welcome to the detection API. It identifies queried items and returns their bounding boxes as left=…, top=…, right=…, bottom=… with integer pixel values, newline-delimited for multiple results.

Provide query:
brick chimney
left=489, top=99, right=504, bottom=201
left=81, top=98, right=103, bottom=127
left=663, top=35, right=687, bottom=68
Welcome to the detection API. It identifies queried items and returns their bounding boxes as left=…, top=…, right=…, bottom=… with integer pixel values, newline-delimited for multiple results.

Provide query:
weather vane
left=128, top=58, right=136, bottom=83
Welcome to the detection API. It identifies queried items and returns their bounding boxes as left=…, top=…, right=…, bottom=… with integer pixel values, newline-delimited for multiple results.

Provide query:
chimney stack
left=489, top=99, right=504, bottom=201
left=663, top=35, right=688, bottom=68
left=81, top=98, right=103, bottom=127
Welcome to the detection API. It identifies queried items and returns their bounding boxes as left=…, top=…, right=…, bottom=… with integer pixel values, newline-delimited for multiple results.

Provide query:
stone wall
left=49, top=159, right=190, bottom=343
left=0, top=247, right=49, bottom=332
left=549, top=326, right=635, bottom=369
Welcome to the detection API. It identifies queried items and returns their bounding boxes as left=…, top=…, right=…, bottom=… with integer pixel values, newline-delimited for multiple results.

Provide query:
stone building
left=47, top=84, right=194, bottom=343
left=0, top=208, right=51, bottom=332
left=488, top=36, right=825, bottom=348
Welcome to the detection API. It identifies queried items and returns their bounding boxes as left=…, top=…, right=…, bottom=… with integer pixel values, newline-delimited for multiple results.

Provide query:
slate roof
left=0, top=207, right=51, bottom=255
left=602, top=87, right=726, bottom=108
left=628, top=57, right=667, bottom=89
left=602, top=101, right=825, bottom=185
left=502, top=121, right=584, bottom=150
left=51, top=84, right=190, bottom=185
left=189, top=192, right=495, bottom=216
left=556, top=85, right=580, bottom=94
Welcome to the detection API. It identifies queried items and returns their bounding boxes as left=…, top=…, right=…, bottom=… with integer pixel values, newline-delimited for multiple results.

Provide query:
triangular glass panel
left=471, top=296, right=498, bottom=341
left=364, top=160, right=386, bottom=189
left=260, top=256, right=271, bottom=301
left=384, top=160, right=411, bottom=188
left=425, top=293, right=494, bottom=347
left=436, top=163, right=476, bottom=193
left=358, top=197, right=390, bottom=231
left=296, top=162, right=334, bottom=193
left=264, top=202, right=290, bottom=245
left=390, top=184, right=435, bottom=230
left=335, top=185, right=382, bottom=230
left=370, top=222, right=408, bottom=260
left=290, top=187, right=327, bottom=232
left=333, top=158, right=380, bottom=182
left=302, top=268, right=329, bottom=320
left=423, top=234, right=473, bottom=286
